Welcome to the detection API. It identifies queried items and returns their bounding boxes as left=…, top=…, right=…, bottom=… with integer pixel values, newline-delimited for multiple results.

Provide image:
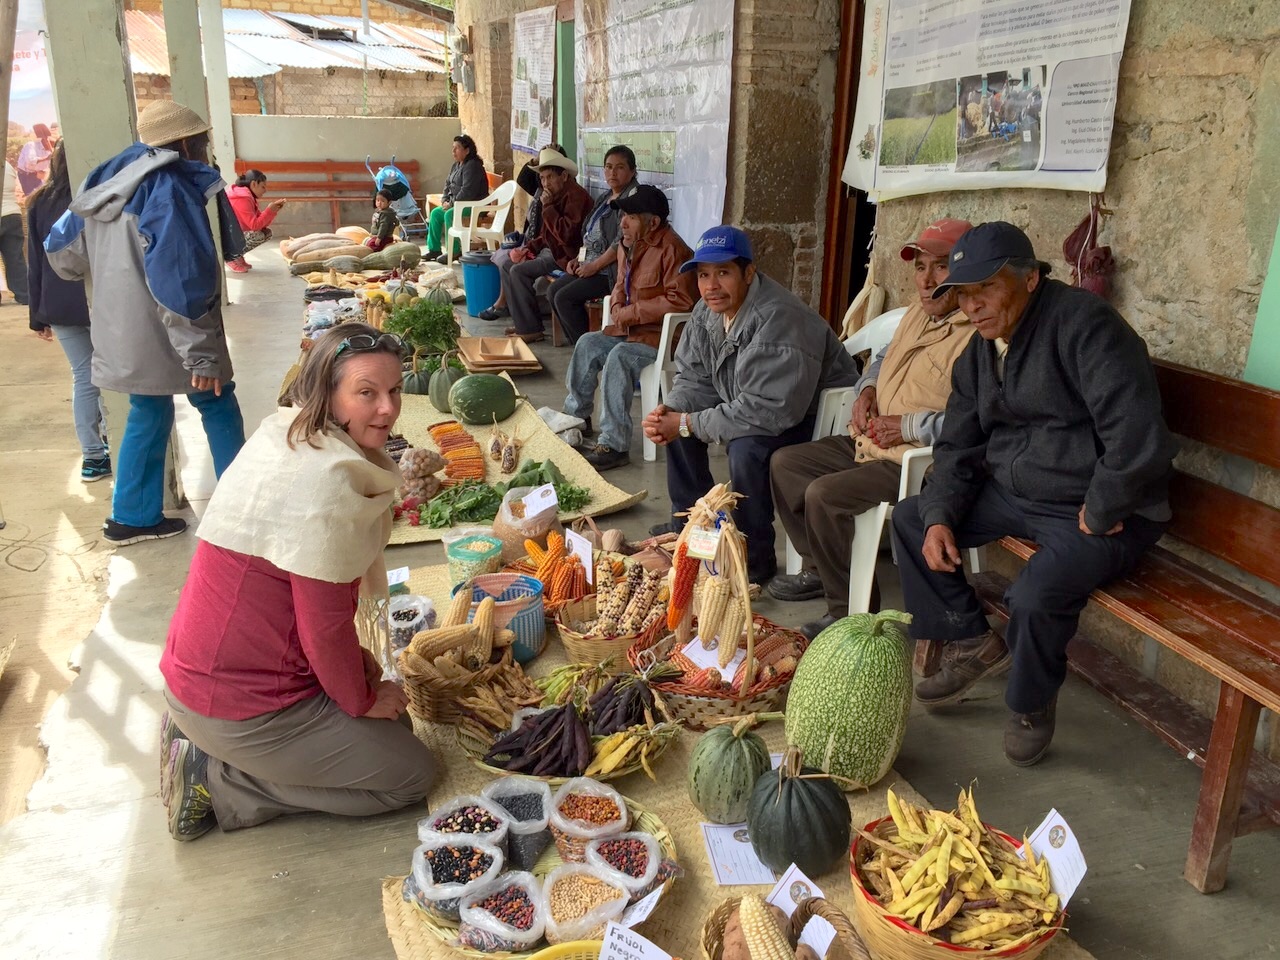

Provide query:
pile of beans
left=390, top=605, right=428, bottom=650
left=560, top=793, right=622, bottom=825
left=432, top=805, right=503, bottom=835
left=547, top=873, right=624, bottom=922
left=423, top=844, right=494, bottom=885
left=596, top=837, right=649, bottom=878
left=475, top=885, right=537, bottom=930
left=495, top=793, right=543, bottom=822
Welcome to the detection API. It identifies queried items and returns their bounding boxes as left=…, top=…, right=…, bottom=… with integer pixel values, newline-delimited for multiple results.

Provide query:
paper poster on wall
left=841, top=0, right=1133, bottom=201
left=574, top=0, right=733, bottom=244
left=510, top=6, right=557, bottom=155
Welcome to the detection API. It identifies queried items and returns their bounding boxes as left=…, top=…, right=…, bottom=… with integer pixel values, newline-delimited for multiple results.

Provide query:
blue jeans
left=51, top=325, right=108, bottom=459
left=112, top=385, right=246, bottom=527
left=563, top=332, right=657, bottom=452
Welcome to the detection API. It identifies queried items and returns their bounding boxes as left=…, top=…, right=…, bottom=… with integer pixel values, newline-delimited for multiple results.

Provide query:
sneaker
left=166, top=738, right=216, bottom=841
left=102, top=516, right=188, bottom=546
left=81, top=456, right=112, bottom=482
left=158, top=710, right=182, bottom=806
left=913, top=630, right=1011, bottom=706
left=766, top=570, right=825, bottom=602
left=1004, top=696, right=1058, bottom=766
left=584, top=445, right=629, bottom=471
left=227, top=256, right=250, bottom=273
left=800, top=612, right=839, bottom=640
left=477, top=306, right=509, bottom=321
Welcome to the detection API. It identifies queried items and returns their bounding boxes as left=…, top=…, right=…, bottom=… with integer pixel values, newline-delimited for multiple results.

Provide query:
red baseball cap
left=899, top=218, right=973, bottom=261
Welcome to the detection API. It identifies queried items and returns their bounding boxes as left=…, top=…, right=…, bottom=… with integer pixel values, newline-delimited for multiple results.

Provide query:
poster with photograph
left=510, top=6, right=556, bottom=154
left=574, top=0, right=733, bottom=244
left=842, top=0, right=1133, bottom=200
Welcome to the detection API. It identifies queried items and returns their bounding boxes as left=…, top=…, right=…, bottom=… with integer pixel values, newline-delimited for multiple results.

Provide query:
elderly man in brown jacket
left=768, top=218, right=975, bottom=637
left=563, top=184, right=696, bottom=470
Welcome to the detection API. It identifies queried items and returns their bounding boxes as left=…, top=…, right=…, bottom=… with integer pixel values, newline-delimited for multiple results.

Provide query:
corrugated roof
left=224, top=33, right=364, bottom=70
left=373, top=22, right=447, bottom=64
left=309, top=39, right=446, bottom=74
left=124, top=10, right=279, bottom=79
left=220, top=10, right=308, bottom=39
left=265, top=12, right=357, bottom=36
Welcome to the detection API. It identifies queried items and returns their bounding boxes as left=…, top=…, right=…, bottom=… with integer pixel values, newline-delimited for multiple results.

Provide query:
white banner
left=510, top=6, right=557, bottom=155
left=9, top=28, right=57, bottom=132
left=842, top=0, right=1133, bottom=201
left=574, top=0, right=734, bottom=244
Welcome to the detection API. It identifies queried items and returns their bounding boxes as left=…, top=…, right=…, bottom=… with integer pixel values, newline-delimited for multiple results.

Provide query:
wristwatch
left=678, top=413, right=691, bottom=438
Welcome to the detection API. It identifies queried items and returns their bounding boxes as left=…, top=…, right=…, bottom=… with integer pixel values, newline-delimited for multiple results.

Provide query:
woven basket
left=556, top=595, right=666, bottom=672
left=407, top=800, right=676, bottom=959
left=849, top=817, right=1063, bottom=960
left=401, top=646, right=512, bottom=724
left=455, top=717, right=677, bottom=785
left=626, top=616, right=808, bottom=730
left=701, top=896, right=872, bottom=960
left=454, top=573, right=547, bottom=664
left=506, top=552, right=631, bottom=622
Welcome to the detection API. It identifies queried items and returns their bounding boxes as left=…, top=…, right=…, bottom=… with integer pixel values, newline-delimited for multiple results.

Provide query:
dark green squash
left=429, top=351, right=466, bottom=412
left=403, top=350, right=432, bottom=395
left=687, top=713, right=778, bottom=824
left=746, top=745, right=851, bottom=877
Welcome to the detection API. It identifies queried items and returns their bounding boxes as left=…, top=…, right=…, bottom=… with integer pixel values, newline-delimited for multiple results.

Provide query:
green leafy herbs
left=385, top=299, right=459, bottom=354
left=553, top=481, right=591, bottom=512
left=413, top=352, right=465, bottom=376
left=422, top=481, right=504, bottom=528
left=499, top=459, right=590, bottom=511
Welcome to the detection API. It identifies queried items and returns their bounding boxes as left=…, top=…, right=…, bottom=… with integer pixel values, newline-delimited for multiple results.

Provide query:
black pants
left=665, top=417, right=815, bottom=583
left=1, top=213, right=29, bottom=304
left=550, top=272, right=612, bottom=345
left=891, top=481, right=1165, bottom=713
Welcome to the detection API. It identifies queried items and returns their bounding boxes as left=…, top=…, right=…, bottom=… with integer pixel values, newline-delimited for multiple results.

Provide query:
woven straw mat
left=388, top=394, right=647, bottom=546
left=382, top=584, right=1098, bottom=960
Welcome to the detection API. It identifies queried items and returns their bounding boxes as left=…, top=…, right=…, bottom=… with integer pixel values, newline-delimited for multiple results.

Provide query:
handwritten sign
left=387, top=566, right=410, bottom=586
left=566, top=528, right=595, bottom=585
left=685, top=525, right=721, bottom=560
left=601, top=921, right=670, bottom=960
left=521, top=483, right=558, bottom=516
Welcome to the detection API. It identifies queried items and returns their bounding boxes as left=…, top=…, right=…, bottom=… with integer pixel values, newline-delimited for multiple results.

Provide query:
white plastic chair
left=445, top=180, right=518, bottom=265
left=599, top=296, right=691, bottom=463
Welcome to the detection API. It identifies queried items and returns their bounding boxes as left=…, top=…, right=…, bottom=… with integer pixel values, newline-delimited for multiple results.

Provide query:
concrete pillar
left=198, top=0, right=236, bottom=173
left=163, top=0, right=207, bottom=118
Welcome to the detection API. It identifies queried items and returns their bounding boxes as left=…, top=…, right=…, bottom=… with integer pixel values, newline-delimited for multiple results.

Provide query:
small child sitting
left=365, top=189, right=399, bottom=251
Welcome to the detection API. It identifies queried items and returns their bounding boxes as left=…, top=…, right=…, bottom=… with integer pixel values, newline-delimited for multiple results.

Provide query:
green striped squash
left=783, top=610, right=913, bottom=789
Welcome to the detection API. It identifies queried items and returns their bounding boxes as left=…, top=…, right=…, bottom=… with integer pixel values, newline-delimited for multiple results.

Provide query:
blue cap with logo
left=679, top=225, right=754, bottom=274
left=931, top=221, right=1046, bottom=298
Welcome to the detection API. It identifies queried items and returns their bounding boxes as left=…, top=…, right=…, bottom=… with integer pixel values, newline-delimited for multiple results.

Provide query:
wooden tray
left=457, top=336, right=543, bottom=374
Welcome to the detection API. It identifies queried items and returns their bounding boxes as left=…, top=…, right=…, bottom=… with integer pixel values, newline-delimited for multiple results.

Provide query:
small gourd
left=428, top=351, right=466, bottom=412
left=402, top=350, right=432, bottom=395
left=425, top=282, right=453, bottom=306
left=746, top=746, right=851, bottom=878
left=687, top=713, right=777, bottom=824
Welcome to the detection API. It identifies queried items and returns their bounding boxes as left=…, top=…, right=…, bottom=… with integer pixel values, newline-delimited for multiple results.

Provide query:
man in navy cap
left=891, top=221, right=1176, bottom=766
left=643, top=225, right=860, bottom=585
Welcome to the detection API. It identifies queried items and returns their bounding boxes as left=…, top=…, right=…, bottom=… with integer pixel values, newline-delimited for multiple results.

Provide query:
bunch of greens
left=500, top=459, right=592, bottom=512
left=422, top=481, right=504, bottom=528
left=385, top=299, right=459, bottom=354
left=413, top=352, right=465, bottom=376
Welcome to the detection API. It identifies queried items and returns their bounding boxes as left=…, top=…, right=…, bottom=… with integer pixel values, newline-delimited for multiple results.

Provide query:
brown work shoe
left=913, top=630, right=1010, bottom=706
left=1004, top=696, right=1058, bottom=767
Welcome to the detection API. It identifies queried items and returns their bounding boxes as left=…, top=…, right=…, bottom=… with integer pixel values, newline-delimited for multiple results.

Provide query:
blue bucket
left=460, top=251, right=501, bottom=317
left=454, top=573, right=546, bottom=664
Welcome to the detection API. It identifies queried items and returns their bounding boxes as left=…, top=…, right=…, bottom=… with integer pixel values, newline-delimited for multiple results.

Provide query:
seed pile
left=547, top=873, right=622, bottom=922
left=560, top=793, right=621, bottom=825
left=423, top=844, right=493, bottom=884
left=432, top=805, right=502, bottom=835
left=495, top=793, right=543, bottom=822
left=596, top=837, right=649, bottom=878
left=475, top=885, right=537, bottom=930
left=390, top=606, right=426, bottom=649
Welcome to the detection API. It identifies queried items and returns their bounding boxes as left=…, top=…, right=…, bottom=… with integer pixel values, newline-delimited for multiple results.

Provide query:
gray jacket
left=666, top=273, right=861, bottom=443
left=45, top=143, right=232, bottom=396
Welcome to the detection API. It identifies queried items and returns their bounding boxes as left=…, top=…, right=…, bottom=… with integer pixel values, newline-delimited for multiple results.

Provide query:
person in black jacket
left=27, top=141, right=111, bottom=482
left=425, top=134, right=489, bottom=262
left=890, top=221, right=1177, bottom=767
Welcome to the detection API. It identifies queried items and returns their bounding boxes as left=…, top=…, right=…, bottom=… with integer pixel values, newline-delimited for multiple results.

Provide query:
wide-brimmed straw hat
left=136, top=100, right=211, bottom=148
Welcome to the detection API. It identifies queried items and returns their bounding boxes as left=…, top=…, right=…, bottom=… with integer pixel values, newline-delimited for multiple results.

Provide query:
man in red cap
left=768, top=217, right=975, bottom=638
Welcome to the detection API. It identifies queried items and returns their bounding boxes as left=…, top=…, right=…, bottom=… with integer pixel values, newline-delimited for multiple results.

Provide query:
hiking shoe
left=649, top=521, right=678, bottom=538
left=1004, top=697, right=1058, bottom=767
left=103, top=516, right=188, bottom=546
left=800, top=612, right=839, bottom=640
left=227, top=256, right=250, bottom=273
left=159, top=710, right=181, bottom=806
left=81, top=456, right=112, bottom=482
left=913, top=630, right=1010, bottom=706
left=767, top=570, right=825, bottom=602
left=584, top=445, right=629, bottom=471
left=166, top=738, right=216, bottom=841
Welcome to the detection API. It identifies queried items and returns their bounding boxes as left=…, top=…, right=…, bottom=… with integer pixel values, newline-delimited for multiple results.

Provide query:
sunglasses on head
left=334, top=332, right=406, bottom=358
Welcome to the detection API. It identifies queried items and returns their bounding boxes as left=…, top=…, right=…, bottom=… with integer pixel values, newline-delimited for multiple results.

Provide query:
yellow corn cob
left=526, top=538, right=547, bottom=565
left=718, top=594, right=744, bottom=653
left=408, top=624, right=477, bottom=660
left=442, top=585, right=473, bottom=628
left=469, top=596, right=496, bottom=664
left=545, top=530, right=565, bottom=562
left=697, top=575, right=732, bottom=649
left=739, top=895, right=792, bottom=960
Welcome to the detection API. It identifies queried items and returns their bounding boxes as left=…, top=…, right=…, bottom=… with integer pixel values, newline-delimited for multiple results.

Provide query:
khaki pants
left=769, top=436, right=902, bottom=616
left=165, top=688, right=435, bottom=831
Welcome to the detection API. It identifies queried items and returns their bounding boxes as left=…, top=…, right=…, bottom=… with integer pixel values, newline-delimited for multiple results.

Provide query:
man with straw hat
left=46, top=99, right=246, bottom=546
left=496, top=145, right=594, bottom=342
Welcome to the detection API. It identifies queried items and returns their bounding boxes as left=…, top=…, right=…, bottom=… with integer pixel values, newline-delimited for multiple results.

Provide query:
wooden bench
left=232, top=159, right=420, bottom=232
left=920, top=359, right=1280, bottom=893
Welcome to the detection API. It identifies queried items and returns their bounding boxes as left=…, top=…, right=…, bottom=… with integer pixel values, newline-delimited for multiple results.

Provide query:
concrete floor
left=0, top=245, right=1275, bottom=959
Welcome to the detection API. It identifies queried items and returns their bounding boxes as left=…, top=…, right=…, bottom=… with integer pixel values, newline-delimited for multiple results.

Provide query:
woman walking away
left=225, top=168, right=286, bottom=271
left=426, top=134, right=489, bottom=262
left=159, top=322, right=435, bottom=841
left=27, top=141, right=110, bottom=481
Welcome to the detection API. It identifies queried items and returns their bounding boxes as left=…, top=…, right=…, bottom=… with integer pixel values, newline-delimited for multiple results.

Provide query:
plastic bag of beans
left=417, top=795, right=512, bottom=857
left=457, top=871, right=547, bottom=952
left=481, top=777, right=553, bottom=871
left=541, top=863, right=629, bottom=944
left=549, top=778, right=629, bottom=862
left=585, top=832, right=662, bottom=899
left=408, top=838, right=505, bottom=922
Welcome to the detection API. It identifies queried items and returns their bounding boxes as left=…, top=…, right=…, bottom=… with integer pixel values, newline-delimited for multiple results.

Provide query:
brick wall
left=125, top=0, right=451, bottom=27
left=136, top=74, right=268, bottom=115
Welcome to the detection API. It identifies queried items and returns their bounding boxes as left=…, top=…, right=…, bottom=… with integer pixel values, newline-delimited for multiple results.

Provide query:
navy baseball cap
left=611, top=184, right=670, bottom=221
left=931, top=221, right=1046, bottom=298
left=678, top=225, right=754, bottom=274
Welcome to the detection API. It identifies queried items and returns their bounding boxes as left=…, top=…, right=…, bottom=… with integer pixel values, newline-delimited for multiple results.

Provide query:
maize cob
left=526, top=538, right=548, bottom=565
left=535, top=552, right=561, bottom=587
left=595, top=557, right=617, bottom=610
left=408, top=624, right=477, bottom=660
left=739, top=894, right=793, bottom=960
left=637, top=603, right=665, bottom=636
left=545, top=531, right=566, bottom=562
left=570, top=562, right=587, bottom=600
left=443, top=584, right=474, bottom=627
left=551, top=557, right=581, bottom=603
left=697, top=575, right=732, bottom=650
left=469, top=596, right=495, bottom=663
left=599, top=563, right=638, bottom=621
left=619, top=571, right=661, bottom=634
left=667, top=541, right=699, bottom=630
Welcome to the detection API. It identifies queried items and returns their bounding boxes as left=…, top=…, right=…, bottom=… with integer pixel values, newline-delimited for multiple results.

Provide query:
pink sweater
left=161, top=541, right=377, bottom=721
left=227, top=184, right=279, bottom=233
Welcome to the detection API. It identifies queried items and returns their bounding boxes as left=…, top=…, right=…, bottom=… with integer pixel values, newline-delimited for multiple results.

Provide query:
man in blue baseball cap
left=642, top=225, right=860, bottom=585
left=890, top=220, right=1176, bottom=766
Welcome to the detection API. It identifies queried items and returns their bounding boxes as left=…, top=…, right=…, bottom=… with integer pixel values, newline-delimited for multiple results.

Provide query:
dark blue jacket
left=26, top=190, right=89, bottom=331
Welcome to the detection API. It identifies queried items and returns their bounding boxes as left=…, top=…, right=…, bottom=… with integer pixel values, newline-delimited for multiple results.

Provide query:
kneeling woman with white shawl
left=159, top=323, right=434, bottom=840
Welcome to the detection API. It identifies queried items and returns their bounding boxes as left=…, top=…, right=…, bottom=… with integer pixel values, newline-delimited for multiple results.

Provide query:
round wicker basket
left=701, top=896, right=872, bottom=960
left=400, top=646, right=512, bottom=724
left=556, top=595, right=666, bottom=672
left=849, top=817, right=1064, bottom=960
left=528, top=941, right=603, bottom=960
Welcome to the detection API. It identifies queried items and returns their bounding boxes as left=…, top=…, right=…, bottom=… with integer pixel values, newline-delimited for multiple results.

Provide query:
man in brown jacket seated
left=503, top=147, right=595, bottom=342
left=562, top=184, right=696, bottom=470
left=768, top=218, right=975, bottom=637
